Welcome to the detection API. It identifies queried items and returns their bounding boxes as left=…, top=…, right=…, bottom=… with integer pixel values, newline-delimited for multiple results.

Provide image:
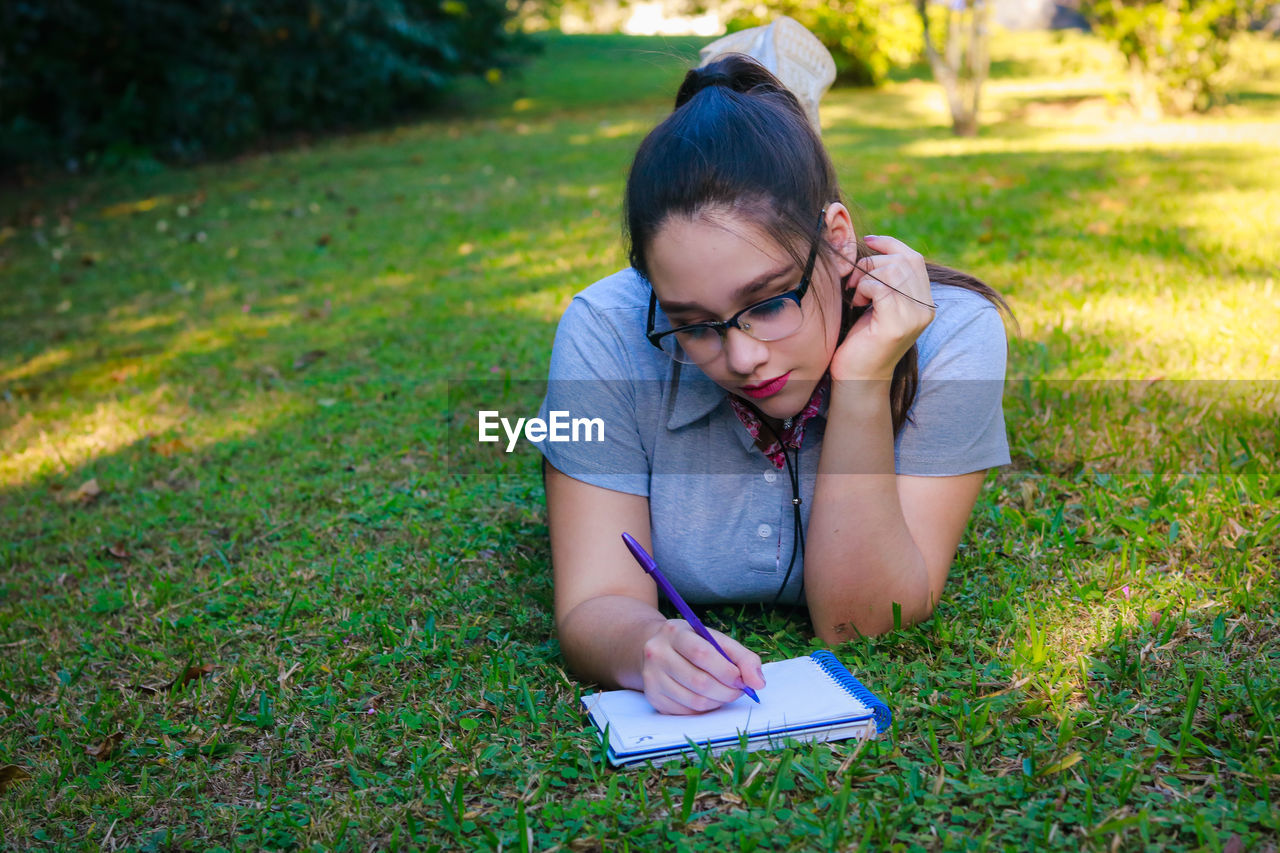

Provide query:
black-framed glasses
left=646, top=208, right=828, bottom=365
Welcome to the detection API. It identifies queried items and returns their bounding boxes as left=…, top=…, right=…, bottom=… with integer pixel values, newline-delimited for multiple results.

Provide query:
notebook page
left=585, top=655, right=873, bottom=754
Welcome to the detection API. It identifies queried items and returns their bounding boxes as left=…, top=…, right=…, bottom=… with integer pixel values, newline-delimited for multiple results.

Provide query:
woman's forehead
left=647, top=215, right=796, bottom=308
left=654, top=209, right=783, bottom=251
left=649, top=212, right=797, bottom=274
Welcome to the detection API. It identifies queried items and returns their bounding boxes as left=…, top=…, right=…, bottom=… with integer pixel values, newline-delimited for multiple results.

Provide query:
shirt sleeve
left=893, top=288, right=1011, bottom=476
left=537, top=295, right=653, bottom=496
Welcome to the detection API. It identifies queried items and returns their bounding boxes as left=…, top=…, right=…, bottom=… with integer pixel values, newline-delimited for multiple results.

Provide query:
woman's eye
left=749, top=297, right=788, bottom=319
left=678, top=325, right=715, bottom=341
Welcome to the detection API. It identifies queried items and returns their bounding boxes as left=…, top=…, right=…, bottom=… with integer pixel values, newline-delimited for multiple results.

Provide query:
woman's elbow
left=811, top=588, right=938, bottom=645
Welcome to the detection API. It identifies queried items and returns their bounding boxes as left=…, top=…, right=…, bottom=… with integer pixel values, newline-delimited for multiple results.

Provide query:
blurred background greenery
left=3, top=0, right=1275, bottom=172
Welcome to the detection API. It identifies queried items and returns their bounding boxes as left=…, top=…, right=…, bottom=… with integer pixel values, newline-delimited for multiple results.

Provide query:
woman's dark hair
left=624, top=54, right=1010, bottom=433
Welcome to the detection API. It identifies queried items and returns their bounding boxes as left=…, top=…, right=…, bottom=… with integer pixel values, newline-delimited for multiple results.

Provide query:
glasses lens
left=740, top=295, right=804, bottom=342
left=669, top=326, right=720, bottom=364
left=655, top=333, right=685, bottom=362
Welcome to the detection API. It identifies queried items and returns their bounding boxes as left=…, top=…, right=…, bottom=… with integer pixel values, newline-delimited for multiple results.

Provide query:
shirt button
left=763, top=470, right=778, bottom=483
left=757, top=524, right=772, bottom=538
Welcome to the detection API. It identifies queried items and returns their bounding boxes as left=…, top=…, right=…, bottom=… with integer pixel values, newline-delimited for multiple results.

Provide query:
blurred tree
left=508, top=0, right=558, bottom=31
left=1080, top=0, right=1267, bottom=115
left=0, top=0, right=529, bottom=171
left=915, top=0, right=991, bottom=136
left=727, top=1, right=923, bottom=86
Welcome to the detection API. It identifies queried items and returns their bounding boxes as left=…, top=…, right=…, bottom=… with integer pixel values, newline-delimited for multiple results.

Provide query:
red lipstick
left=740, top=371, right=791, bottom=399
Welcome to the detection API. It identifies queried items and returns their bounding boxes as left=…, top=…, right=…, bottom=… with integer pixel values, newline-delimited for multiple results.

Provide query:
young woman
left=539, top=56, right=1010, bottom=715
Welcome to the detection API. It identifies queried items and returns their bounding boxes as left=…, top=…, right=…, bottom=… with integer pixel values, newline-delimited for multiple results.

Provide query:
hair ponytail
left=673, top=55, right=798, bottom=109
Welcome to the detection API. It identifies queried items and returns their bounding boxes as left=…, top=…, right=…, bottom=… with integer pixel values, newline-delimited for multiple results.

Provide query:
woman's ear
left=824, top=203, right=858, bottom=275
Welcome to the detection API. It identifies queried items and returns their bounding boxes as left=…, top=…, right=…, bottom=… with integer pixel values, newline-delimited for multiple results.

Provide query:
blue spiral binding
left=810, top=650, right=892, bottom=733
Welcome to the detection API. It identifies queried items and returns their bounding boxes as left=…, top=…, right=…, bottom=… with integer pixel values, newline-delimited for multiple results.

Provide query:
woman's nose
left=722, top=327, right=769, bottom=375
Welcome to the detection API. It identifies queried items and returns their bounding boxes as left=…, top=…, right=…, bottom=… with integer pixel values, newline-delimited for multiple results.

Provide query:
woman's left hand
left=830, top=234, right=935, bottom=382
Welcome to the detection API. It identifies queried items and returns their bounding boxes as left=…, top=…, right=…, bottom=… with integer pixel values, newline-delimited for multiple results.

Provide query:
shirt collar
left=665, top=362, right=727, bottom=430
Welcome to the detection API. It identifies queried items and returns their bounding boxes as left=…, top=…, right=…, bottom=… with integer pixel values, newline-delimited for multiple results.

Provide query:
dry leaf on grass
left=66, top=478, right=102, bottom=505
left=85, top=732, right=124, bottom=760
left=1224, top=519, right=1249, bottom=542
left=152, top=437, right=189, bottom=457
left=293, top=349, right=327, bottom=371
left=170, top=663, right=216, bottom=691
left=1019, top=479, right=1038, bottom=512
left=0, top=765, right=32, bottom=794
left=135, top=662, right=216, bottom=695
left=300, top=300, right=332, bottom=320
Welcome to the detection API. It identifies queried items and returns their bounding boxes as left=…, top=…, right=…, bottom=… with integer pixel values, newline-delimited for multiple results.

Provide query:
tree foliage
left=0, top=0, right=528, bottom=170
left=1080, top=0, right=1266, bottom=114
left=727, top=0, right=923, bottom=86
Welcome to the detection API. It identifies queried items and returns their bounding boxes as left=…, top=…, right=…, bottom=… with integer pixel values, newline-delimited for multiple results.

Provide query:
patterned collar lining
left=726, top=375, right=830, bottom=470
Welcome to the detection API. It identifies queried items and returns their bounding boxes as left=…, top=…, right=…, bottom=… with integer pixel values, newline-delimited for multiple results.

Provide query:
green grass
left=1, top=29, right=1278, bottom=851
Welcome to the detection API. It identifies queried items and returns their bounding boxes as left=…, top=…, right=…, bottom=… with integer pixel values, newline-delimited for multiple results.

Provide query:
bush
left=727, top=0, right=923, bottom=86
left=1080, top=0, right=1266, bottom=114
left=0, top=0, right=529, bottom=170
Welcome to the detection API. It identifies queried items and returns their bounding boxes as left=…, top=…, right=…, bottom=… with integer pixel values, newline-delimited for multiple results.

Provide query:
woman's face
left=646, top=207, right=856, bottom=422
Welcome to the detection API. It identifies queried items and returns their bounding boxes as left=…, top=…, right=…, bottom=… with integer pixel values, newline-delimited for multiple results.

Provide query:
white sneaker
left=698, top=16, right=836, bottom=133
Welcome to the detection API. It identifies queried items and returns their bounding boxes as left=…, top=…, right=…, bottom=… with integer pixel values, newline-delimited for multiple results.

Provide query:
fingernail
left=756, top=666, right=766, bottom=684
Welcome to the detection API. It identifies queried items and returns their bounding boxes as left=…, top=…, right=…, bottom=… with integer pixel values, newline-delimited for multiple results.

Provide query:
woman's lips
left=740, top=371, right=791, bottom=399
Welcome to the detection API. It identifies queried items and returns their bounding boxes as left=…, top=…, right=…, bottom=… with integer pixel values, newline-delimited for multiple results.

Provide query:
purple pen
left=621, top=531, right=761, bottom=703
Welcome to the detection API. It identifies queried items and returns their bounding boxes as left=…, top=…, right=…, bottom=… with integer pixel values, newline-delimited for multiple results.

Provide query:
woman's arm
left=803, top=232, right=991, bottom=643
left=802, top=381, right=986, bottom=642
left=545, top=462, right=766, bottom=713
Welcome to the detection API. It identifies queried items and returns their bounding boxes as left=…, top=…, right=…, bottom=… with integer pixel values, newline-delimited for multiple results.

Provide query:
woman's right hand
left=546, top=465, right=764, bottom=714
left=640, top=619, right=766, bottom=715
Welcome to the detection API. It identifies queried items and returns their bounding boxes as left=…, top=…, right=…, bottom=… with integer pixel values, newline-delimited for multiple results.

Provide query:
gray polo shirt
left=538, top=268, right=1009, bottom=606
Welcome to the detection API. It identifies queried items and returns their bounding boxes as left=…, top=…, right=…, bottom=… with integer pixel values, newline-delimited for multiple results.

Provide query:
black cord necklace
left=753, top=411, right=806, bottom=604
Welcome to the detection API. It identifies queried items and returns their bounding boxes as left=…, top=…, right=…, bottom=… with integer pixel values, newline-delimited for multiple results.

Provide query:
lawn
left=1, top=29, right=1278, bottom=851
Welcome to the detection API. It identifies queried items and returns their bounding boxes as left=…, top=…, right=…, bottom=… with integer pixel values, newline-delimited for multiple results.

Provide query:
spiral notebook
left=582, top=651, right=891, bottom=767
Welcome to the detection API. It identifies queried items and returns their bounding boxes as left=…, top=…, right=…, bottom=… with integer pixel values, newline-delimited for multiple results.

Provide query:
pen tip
left=744, top=686, right=761, bottom=703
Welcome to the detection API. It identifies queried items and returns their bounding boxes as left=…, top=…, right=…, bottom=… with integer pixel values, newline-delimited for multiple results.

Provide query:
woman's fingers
left=832, top=234, right=936, bottom=382
left=645, top=670, right=727, bottom=715
left=669, top=624, right=755, bottom=697
left=848, top=266, right=917, bottom=312
left=862, top=234, right=921, bottom=257
left=850, top=249, right=930, bottom=304
left=641, top=620, right=763, bottom=714
left=704, top=628, right=766, bottom=690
